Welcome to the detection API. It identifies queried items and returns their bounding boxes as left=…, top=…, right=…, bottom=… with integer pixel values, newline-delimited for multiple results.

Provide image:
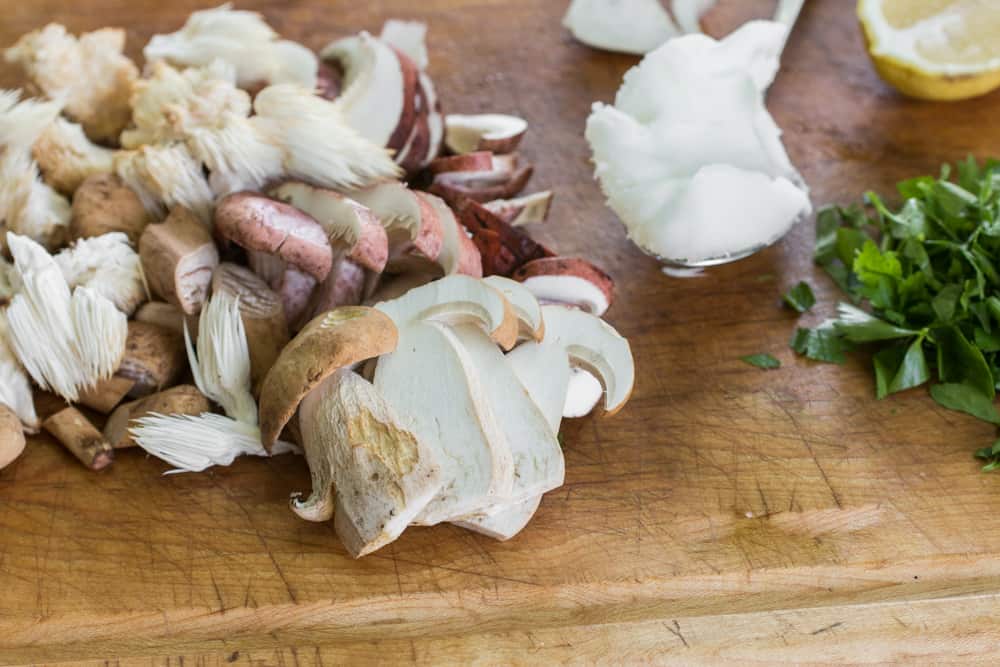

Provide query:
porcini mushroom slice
left=452, top=496, right=542, bottom=541
left=214, top=192, right=334, bottom=282
left=416, top=192, right=482, bottom=278
left=483, top=275, right=544, bottom=342
left=139, top=207, right=219, bottom=316
left=268, top=181, right=389, bottom=273
left=421, top=72, right=444, bottom=166
left=348, top=182, right=443, bottom=263
left=211, top=263, right=289, bottom=390
left=374, top=274, right=517, bottom=350
left=506, top=340, right=572, bottom=433
left=483, top=191, right=554, bottom=226
left=513, top=257, right=614, bottom=316
left=540, top=305, right=635, bottom=414
left=564, top=367, right=604, bottom=418
left=444, top=113, right=527, bottom=155
left=449, top=324, right=564, bottom=507
left=374, top=321, right=513, bottom=524
left=296, top=368, right=442, bottom=557
left=258, top=306, right=398, bottom=450
left=428, top=151, right=495, bottom=175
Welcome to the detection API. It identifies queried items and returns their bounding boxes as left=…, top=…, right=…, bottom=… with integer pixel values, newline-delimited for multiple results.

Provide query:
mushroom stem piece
left=42, top=406, right=114, bottom=470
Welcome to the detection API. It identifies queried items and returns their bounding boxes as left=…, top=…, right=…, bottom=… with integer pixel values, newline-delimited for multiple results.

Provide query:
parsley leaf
left=741, top=353, right=781, bottom=370
left=783, top=281, right=816, bottom=313
left=789, top=327, right=851, bottom=364
left=930, top=383, right=1000, bottom=425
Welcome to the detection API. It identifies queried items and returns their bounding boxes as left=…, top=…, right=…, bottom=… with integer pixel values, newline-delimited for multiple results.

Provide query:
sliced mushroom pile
left=0, top=6, right=637, bottom=556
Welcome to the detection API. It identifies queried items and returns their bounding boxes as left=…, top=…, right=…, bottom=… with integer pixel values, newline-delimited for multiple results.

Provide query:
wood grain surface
left=4, top=0, right=1000, bottom=664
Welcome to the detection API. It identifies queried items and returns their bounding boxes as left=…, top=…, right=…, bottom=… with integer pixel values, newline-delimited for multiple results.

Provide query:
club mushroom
left=211, top=263, right=289, bottom=391
left=140, top=207, right=219, bottom=316
left=540, top=305, right=635, bottom=415
left=5, top=232, right=126, bottom=402
left=268, top=181, right=389, bottom=273
left=70, top=173, right=152, bottom=244
left=117, top=320, right=187, bottom=398
left=43, top=406, right=115, bottom=470
left=258, top=305, right=398, bottom=448
left=4, top=24, right=138, bottom=143
left=373, top=319, right=513, bottom=524
left=77, top=375, right=136, bottom=414
left=444, top=113, right=527, bottom=155
left=133, top=301, right=185, bottom=335
left=214, top=192, right=334, bottom=282
left=483, top=190, right=553, bottom=226
left=54, top=232, right=147, bottom=315
left=512, top=257, right=615, bottom=316
left=562, top=0, right=679, bottom=55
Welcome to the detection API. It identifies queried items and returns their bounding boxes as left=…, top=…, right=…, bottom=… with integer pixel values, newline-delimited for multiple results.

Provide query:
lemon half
left=858, top=0, right=1000, bottom=101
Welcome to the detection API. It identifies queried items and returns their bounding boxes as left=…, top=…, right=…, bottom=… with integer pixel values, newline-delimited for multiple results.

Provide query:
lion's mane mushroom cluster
left=0, top=6, right=636, bottom=555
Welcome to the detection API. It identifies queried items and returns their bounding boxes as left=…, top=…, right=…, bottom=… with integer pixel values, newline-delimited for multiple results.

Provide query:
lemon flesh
left=858, top=0, right=1000, bottom=100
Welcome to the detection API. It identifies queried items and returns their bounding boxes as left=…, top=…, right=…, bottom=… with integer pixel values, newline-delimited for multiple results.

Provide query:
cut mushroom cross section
left=444, top=113, right=527, bottom=155
left=449, top=324, right=564, bottom=508
left=513, top=257, right=614, bottom=317
left=374, top=274, right=517, bottom=350
left=483, top=275, right=544, bottom=343
left=296, top=368, right=442, bottom=557
left=374, top=320, right=514, bottom=525
left=415, top=192, right=482, bottom=278
left=348, top=182, right=442, bottom=264
left=540, top=305, right=635, bottom=415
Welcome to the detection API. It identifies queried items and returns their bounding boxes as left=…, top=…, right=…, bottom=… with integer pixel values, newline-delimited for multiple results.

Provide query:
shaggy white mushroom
left=585, top=21, right=810, bottom=265
left=54, top=233, right=147, bottom=315
left=122, top=60, right=283, bottom=195
left=33, top=118, right=115, bottom=194
left=251, top=85, right=401, bottom=190
left=114, top=144, right=215, bottom=223
left=0, top=90, right=71, bottom=250
left=4, top=24, right=138, bottom=143
left=4, top=233, right=127, bottom=402
left=0, top=312, right=39, bottom=432
left=143, top=4, right=318, bottom=89
left=562, top=0, right=679, bottom=55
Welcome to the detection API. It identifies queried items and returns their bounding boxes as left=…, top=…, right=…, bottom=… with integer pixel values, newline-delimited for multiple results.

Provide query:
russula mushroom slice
left=214, top=192, right=334, bottom=282
left=268, top=181, right=389, bottom=273
left=348, top=182, right=443, bottom=263
left=296, top=368, right=442, bottom=557
left=416, top=192, right=482, bottom=278
left=513, top=257, right=614, bottom=316
left=540, top=305, right=635, bottom=415
left=449, top=324, right=564, bottom=506
left=374, top=321, right=514, bottom=525
left=428, top=151, right=494, bottom=175
left=374, top=274, right=517, bottom=350
left=457, top=199, right=554, bottom=277
left=482, top=275, right=544, bottom=342
left=258, top=306, right=398, bottom=450
left=444, top=113, right=527, bottom=155
left=452, top=495, right=542, bottom=541
left=483, top=191, right=554, bottom=226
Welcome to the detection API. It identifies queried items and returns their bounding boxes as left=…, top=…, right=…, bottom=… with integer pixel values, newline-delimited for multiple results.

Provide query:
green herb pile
left=795, top=158, right=1000, bottom=468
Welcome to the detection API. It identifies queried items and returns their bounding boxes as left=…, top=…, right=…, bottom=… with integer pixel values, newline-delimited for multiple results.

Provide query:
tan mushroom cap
left=258, top=306, right=398, bottom=450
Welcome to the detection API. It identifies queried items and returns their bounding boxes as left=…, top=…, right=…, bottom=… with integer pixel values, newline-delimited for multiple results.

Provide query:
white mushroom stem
left=184, top=291, right=257, bottom=425
left=563, top=367, right=604, bottom=418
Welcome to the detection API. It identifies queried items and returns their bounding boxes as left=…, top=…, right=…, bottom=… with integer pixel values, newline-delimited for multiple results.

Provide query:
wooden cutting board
left=4, top=1, right=1000, bottom=663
